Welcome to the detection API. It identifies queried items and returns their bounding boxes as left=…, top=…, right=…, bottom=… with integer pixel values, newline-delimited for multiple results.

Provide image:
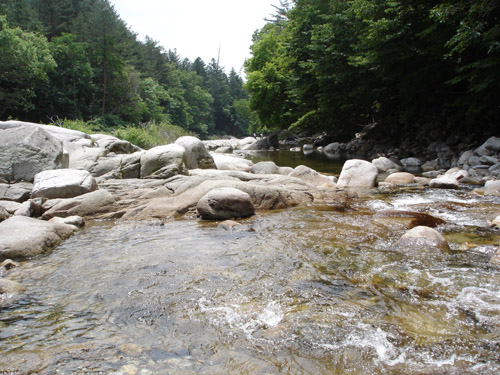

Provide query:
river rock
left=372, top=157, right=403, bottom=173
left=197, top=188, right=255, bottom=220
left=0, top=216, right=77, bottom=260
left=484, top=180, right=500, bottom=196
left=49, top=215, right=85, bottom=228
left=218, top=220, right=243, bottom=231
left=242, top=135, right=279, bottom=151
left=384, top=172, right=416, bottom=185
left=0, top=278, right=26, bottom=308
left=214, top=146, right=233, bottom=154
left=323, top=142, right=345, bottom=160
left=175, top=136, right=216, bottom=169
left=429, top=175, right=460, bottom=189
left=0, top=182, right=33, bottom=202
left=1, top=259, right=19, bottom=270
left=475, top=136, right=500, bottom=156
left=140, top=144, right=188, bottom=179
left=0, top=124, right=64, bottom=182
left=0, top=207, right=9, bottom=222
left=289, top=165, right=336, bottom=187
left=457, top=150, right=475, bottom=167
left=90, top=152, right=143, bottom=179
left=395, top=226, right=449, bottom=252
left=251, top=161, right=280, bottom=175
left=239, top=137, right=257, bottom=148
left=42, top=189, right=116, bottom=220
left=372, top=210, right=445, bottom=232
left=0, top=201, right=21, bottom=214
left=92, top=134, right=141, bottom=154
left=401, top=157, right=423, bottom=173
left=32, top=169, right=98, bottom=199
left=491, top=248, right=500, bottom=265
left=490, top=215, right=500, bottom=230
left=13, top=201, right=32, bottom=217
left=66, top=142, right=108, bottom=171
left=0, top=121, right=88, bottom=143
left=337, top=159, right=378, bottom=189
left=212, top=154, right=253, bottom=172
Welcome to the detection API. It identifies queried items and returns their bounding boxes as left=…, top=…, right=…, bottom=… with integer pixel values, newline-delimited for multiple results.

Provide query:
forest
left=246, top=0, right=500, bottom=143
left=0, top=0, right=257, bottom=146
left=1, top=0, right=499, bottom=146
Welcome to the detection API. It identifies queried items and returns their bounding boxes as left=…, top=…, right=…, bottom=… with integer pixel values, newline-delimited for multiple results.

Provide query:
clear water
left=1, top=187, right=500, bottom=374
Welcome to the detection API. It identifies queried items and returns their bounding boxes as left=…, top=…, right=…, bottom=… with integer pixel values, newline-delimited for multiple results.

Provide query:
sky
left=110, top=0, right=282, bottom=74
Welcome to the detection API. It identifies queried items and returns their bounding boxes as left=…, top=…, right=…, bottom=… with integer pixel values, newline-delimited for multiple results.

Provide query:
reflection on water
left=243, top=150, right=345, bottom=174
left=1, top=188, right=500, bottom=374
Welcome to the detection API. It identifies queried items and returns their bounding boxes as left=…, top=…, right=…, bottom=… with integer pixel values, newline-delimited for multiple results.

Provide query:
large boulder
left=0, top=216, right=77, bottom=260
left=395, top=226, right=449, bottom=252
left=0, top=124, right=64, bottom=182
left=140, top=144, right=188, bottom=179
left=41, top=189, right=116, bottom=220
left=288, top=165, right=336, bottom=187
left=211, top=154, right=253, bottom=172
left=337, top=159, right=378, bottom=189
left=175, top=136, right=216, bottom=169
left=251, top=161, right=280, bottom=175
left=197, top=188, right=255, bottom=220
left=475, top=136, right=500, bottom=157
left=65, top=142, right=108, bottom=171
left=0, top=182, right=33, bottom=202
left=0, top=120, right=89, bottom=143
left=32, top=169, right=98, bottom=199
left=89, top=152, right=143, bottom=179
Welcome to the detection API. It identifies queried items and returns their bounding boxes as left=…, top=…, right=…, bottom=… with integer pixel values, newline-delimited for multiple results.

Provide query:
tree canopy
left=245, top=0, right=500, bottom=142
left=0, top=0, right=254, bottom=138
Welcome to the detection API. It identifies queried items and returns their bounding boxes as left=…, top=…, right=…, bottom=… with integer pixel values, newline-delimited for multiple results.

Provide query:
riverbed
left=1, top=171, right=500, bottom=374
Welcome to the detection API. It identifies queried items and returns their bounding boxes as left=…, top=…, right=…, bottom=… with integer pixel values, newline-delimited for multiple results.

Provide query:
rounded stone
left=197, top=188, right=255, bottom=220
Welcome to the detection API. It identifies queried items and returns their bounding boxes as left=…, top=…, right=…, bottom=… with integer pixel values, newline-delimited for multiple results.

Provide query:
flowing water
left=1, top=160, right=500, bottom=374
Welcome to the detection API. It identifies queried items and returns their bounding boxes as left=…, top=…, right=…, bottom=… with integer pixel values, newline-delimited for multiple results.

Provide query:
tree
left=0, top=15, right=56, bottom=118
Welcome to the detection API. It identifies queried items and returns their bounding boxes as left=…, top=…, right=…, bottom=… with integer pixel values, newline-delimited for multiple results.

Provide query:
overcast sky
left=111, top=0, right=281, bottom=74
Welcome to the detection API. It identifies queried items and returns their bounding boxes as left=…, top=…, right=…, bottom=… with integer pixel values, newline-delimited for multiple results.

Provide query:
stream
left=1, top=154, right=500, bottom=374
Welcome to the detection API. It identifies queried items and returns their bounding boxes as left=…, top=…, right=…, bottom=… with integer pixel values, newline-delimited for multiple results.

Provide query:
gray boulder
left=475, top=136, right=500, bottom=156
left=0, top=120, right=88, bottom=143
left=242, top=135, right=279, bottom=151
left=175, top=136, right=216, bottom=169
left=0, top=182, right=33, bottom=202
left=0, top=207, right=9, bottom=222
left=92, top=134, right=141, bottom=154
left=140, top=144, right=188, bottom=179
left=251, top=161, right=280, bottom=175
left=0, top=216, right=77, bottom=260
left=372, top=157, right=403, bottom=173
left=395, top=226, right=449, bottom=252
left=337, top=159, right=378, bottom=189
left=66, top=142, right=108, bottom=171
left=429, top=175, right=460, bottom=189
left=89, top=152, right=143, bottom=179
left=42, top=189, right=116, bottom=220
left=457, top=150, right=475, bottom=167
left=0, top=124, right=64, bottom=182
left=289, top=165, right=336, bottom=187
left=197, top=187, right=255, bottom=220
left=401, top=157, right=423, bottom=173
left=323, top=142, right=345, bottom=160
left=32, top=169, right=98, bottom=199
left=0, top=200, right=21, bottom=214
left=212, top=154, right=253, bottom=172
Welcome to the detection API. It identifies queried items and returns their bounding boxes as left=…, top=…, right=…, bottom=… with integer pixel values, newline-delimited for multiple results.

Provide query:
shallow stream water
left=1, top=158, right=500, bottom=374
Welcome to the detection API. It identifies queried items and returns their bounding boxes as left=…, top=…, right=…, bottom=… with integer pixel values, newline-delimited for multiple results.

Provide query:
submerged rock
left=395, top=226, right=449, bottom=252
left=337, top=159, right=378, bottom=189
left=0, top=216, right=78, bottom=260
left=197, top=188, right=255, bottom=220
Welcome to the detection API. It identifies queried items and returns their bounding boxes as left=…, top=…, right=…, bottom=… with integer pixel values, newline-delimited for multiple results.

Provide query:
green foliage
left=115, top=121, right=194, bottom=149
left=0, top=15, right=56, bottom=118
left=245, top=0, right=500, bottom=141
left=0, top=0, right=258, bottom=138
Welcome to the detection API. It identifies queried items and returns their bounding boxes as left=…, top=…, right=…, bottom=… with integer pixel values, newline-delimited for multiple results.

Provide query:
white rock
left=337, top=159, right=378, bottom=189
left=140, top=144, right=188, bottom=179
left=32, top=169, right=98, bottom=199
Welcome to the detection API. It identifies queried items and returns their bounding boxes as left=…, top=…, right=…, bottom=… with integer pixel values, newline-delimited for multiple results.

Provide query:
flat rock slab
left=197, top=188, right=255, bottom=220
left=32, top=169, right=98, bottom=199
left=0, top=216, right=77, bottom=260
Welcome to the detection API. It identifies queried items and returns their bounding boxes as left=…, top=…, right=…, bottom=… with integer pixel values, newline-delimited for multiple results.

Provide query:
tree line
left=0, top=0, right=258, bottom=138
left=245, top=0, right=500, bottom=143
